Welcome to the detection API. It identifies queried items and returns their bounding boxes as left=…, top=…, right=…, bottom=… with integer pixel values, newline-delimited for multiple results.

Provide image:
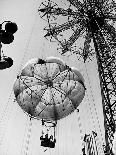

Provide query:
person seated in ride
left=40, top=133, right=56, bottom=148
left=40, top=135, right=44, bottom=141
left=40, top=134, right=50, bottom=147
left=49, top=135, right=56, bottom=148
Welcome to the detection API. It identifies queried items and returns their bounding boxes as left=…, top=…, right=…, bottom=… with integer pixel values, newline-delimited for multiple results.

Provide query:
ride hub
left=86, top=9, right=105, bottom=33
left=44, top=79, right=53, bottom=87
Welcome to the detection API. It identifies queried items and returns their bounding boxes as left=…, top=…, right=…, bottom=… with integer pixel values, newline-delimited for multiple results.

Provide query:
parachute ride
left=13, top=57, right=85, bottom=148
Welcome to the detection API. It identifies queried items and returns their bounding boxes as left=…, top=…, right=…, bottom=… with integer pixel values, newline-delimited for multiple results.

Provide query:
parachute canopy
left=13, top=57, right=85, bottom=121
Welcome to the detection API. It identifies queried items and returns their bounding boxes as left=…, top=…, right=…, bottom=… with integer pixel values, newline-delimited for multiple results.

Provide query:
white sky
left=0, top=0, right=105, bottom=155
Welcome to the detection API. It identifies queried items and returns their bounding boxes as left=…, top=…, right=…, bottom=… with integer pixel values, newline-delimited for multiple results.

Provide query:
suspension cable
left=84, top=61, right=105, bottom=154
left=0, top=90, right=15, bottom=148
left=17, top=12, right=39, bottom=76
left=22, top=118, right=33, bottom=155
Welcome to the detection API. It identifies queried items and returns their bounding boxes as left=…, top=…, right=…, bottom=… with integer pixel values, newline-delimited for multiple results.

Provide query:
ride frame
left=38, top=0, right=116, bottom=154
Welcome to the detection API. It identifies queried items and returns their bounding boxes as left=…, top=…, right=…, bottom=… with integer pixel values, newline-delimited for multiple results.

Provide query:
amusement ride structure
left=0, top=0, right=116, bottom=155
left=38, top=0, right=116, bottom=154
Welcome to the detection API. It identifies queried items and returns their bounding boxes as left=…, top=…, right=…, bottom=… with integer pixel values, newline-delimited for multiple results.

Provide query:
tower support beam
left=92, top=31, right=116, bottom=154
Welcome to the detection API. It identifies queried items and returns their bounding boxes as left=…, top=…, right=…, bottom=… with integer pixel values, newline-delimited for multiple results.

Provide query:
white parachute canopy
left=112, top=132, right=116, bottom=155
left=13, top=57, right=85, bottom=121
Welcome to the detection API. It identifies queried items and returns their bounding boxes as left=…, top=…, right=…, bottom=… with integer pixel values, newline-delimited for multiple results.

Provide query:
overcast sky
left=0, top=0, right=105, bottom=155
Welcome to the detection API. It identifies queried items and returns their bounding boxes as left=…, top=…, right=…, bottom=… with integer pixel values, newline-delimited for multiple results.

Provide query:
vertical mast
left=92, top=31, right=116, bottom=153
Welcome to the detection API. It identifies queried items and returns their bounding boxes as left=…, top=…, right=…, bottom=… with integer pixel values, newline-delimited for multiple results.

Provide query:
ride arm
left=67, top=0, right=83, bottom=11
left=61, top=20, right=86, bottom=54
left=45, top=18, right=82, bottom=37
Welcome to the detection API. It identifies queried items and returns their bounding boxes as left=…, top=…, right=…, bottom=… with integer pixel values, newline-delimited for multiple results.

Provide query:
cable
left=20, top=116, right=29, bottom=155
left=17, top=12, right=39, bottom=76
left=77, top=61, right=104, bottom=154
left=0, top=90, right=15, bottom=148
left=23, top=118, right=33, bottom=155
left=75, top=63, right=94, bottom=153
left=77, top=112, right=85, bottom=150
left=84, top=62, right=105, bottom=154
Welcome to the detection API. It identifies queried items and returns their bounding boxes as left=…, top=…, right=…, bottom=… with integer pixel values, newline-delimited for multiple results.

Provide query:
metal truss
left=92, top=31, right=116, bottom=154
left=83, top=131, right=98, bottom=155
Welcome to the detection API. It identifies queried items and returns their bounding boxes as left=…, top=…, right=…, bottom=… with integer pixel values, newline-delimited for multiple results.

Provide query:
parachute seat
left=40, top=135, right=56, bottom=148
left=0, top=56, right=13, bottom=69
left=49, top=141, right=55, bottom=148
left=41, top=139, right=55, bottom=148
left=41, top=139, right=50, bottom=147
